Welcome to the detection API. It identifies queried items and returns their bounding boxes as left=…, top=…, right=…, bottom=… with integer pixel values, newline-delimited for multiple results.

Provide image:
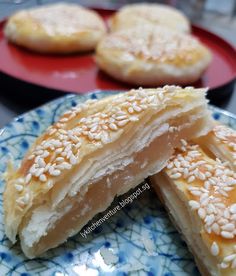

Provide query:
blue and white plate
left=0, top=91, right=235, bottom=276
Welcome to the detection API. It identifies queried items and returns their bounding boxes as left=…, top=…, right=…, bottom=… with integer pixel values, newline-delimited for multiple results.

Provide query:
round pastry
left=96, top=25, right=212, bottom=86
left=4, top=3, right=107, bottom=54
left=109, top=3, right=190, bottom=33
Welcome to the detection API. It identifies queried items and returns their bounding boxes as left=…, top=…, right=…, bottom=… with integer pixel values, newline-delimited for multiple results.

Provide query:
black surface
left=0, top=72, right=68, bottom=127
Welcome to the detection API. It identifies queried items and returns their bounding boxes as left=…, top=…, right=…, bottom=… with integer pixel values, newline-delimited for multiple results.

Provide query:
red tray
left=0, top=9, right=236, bottom=94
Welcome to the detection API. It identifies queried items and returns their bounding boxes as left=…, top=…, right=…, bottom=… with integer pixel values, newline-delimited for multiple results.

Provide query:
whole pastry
left=96, top=25, right=212, bottom=86
left=4, top=3, right=106, bottom=54
left=109, top=3, right=190, bottom=33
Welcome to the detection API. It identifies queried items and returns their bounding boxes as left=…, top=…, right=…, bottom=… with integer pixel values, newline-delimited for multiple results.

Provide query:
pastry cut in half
left=109, top=3, right=190, bottom=33
left=96, top=25, right=212, bottom=86
left=151, top=131, right=236, bottom=276
left=4, top=86, right=213, bottom=258
left=4, top=3, right=106, bottom=54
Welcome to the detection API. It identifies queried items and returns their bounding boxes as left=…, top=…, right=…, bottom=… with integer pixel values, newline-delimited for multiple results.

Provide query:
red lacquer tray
left=0, top=9, right=236, bottom=94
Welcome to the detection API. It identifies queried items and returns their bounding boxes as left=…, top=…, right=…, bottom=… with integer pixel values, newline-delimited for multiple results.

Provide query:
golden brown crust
left=4, top=3, right=106, bottom=53
left=109, top=3, right=190, bottom=33
left=96, top=25, right=211, bottom=86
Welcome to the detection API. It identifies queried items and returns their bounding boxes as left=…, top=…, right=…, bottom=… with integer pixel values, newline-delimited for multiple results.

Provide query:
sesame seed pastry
left=196, top=125, right=236, bottom=171
left=109, top=3, right=190, bottom=33
left=96, top=25, right=211, bottom=86
left=3, top=86, right=213, bottom=258
left=150, top=140, right=236, bottom=276
left=4, top=3, right=106, bottom=54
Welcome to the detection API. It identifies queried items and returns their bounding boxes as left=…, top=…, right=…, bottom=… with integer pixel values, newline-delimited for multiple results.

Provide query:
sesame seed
left=23, top=193, right=30, bottom=204
left=56, top=157, right=64, bottom=162
left=15, top=184, right=24, bottom=192
left=221, top=223, right=235, bottom=232
left=109, top=123, right=118, bottom=130
left=109, top=118, right=115, bottom=123
left=167, top=162, right=173, bottom=169
left=29, top=166, right=37, bottom=176
left=212, top=223, right=220, bottom=235
left=62, top=162, right=72, bottom=170
left=230, top=204, right=236, bottom=214
left=16, top=197, right=25, bottom=207
left=17, top=178, right=24, bottom=184
left=174, top=160, right=181, bottom=168
left=34, top=168, right=44, bottom=177
left=38, top=158, right=46, bottom=168
left=102, top=125, right=108, bottom=130
left=204, top=181, right=210, bottom=190
left=190, top=190, right=202, bottom=196
left=48, top=128, right=56, bottom=135
left=231, top=258, right=236, bottom=269
left=133, top=105, right=142, bottom=112
left=221, top=231, right=234, bottom=239
left=198, top=172, right=206, bottom=181
left=181, top=139, right=187, bottom=146
left=224, top=254, right=236, bottom=262
left=90, top=125, right=98, bottom=133
left=188, top=200, right=200, bottom=210
left=170, top=173, right=182, bottom=179
left=218, top=189, right=229, bottom=197
left=39, top=174, right=47, bottom=182
left=60, top=117, right=68, bottom=122
left=101, top=132, right=110, bottom=144
left=88, top=132, right=95, bottom=140
left=215, top=203, right=226, bottom=209
left=187, top=175, right=195, bottom=183
left=128, top=107, right=134, bottom=114
left=25, top=173, right=32, bottom=184
left=188, top=186, right=200, bottom=191
left=205, top=214, right=215, bottom=225
left=218, top=218, right=229, bottom=225
left=41, top=151, right=50, bottom=158
left=198, top=208, right=206, bottom=219
left=94, top=133, right=101, bottom=140
left=49, top=169, right=61, bottom=176
left=211, top=242, right=219, bottom=256
left=47, top=180, right=53, bottom=188
left=205, top=172, right=212, bottom=178
left=117, top=119, right=129, bottom=127
left=69, top=155, right=77, bottom=165
left=140, top=104, right=148, bottom=110
left=28, top=154, right=35, bottom=160
left=116, top=111, right=127, bottom=116
left=129, top=116, right=139, bottom=122
left=220, top=262, right=229, bottom=269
